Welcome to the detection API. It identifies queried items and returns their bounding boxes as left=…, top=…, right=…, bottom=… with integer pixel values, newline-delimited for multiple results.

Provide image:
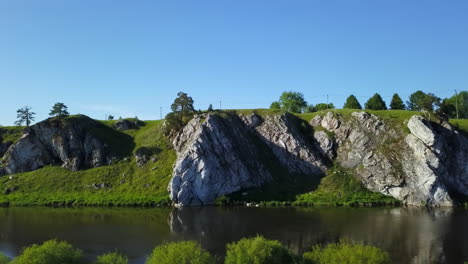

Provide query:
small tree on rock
left=49, top=102, right=69, bottom=117
left=15, top=106, right=35, bottom=127
left=343, top=95, right=362, bottom=109
left=365, top=93, right=387, bottom=110
left=164, top=92, right=195, bottom=135
left=390, top=93, right=405, bottom=110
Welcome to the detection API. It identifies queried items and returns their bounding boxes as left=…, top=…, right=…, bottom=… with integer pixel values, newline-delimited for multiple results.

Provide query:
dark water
left=0, top=207, right=467, bottom=264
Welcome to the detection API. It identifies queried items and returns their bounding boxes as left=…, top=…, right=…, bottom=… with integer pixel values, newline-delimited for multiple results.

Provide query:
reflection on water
left=0, top=206, right=467, bottom=264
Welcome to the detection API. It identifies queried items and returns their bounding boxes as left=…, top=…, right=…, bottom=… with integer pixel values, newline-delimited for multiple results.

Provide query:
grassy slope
left=0, top=119, right=176, bottom=206
left=0, top=126, right=24, bottom=143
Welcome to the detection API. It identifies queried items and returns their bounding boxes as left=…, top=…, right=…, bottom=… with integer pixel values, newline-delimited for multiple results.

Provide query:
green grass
left=0, top=120, right=176, bottom=207
left=0, top=126, right=25, bottom=143
left=450, top=119, right=468, bottom=134
left=292, top=165, right=399, bottom=207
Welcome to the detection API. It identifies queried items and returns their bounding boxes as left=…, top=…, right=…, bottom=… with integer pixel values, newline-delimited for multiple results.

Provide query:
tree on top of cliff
left=343, top=95, right=362, bottom=109
left=278, top=91, right=307, bottom=113
left=15, top=106, right=35, bottom=127
left=49, top=103, right=69, bottom=117
left=407, top=91, right=440, bottom=111
left=365, top=93, right=387, bottom=110
left=390, top=94, right=405, bottom=110
left=164, top=92, right=195, bottom=135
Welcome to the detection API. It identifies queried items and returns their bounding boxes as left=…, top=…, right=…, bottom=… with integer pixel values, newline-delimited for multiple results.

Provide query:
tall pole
left=455, top=89, right=459, bottom=119
left=326, top=94, right=329, bottom=109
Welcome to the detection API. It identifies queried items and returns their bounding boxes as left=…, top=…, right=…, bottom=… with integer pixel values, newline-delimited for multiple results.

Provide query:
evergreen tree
left=49, top=103, right=69, bottom=117
left=343, top=95, right=362, bottom=109
left=270, top=101, right=281, bottom=110
left=164, top=92, right=195, bottom=134
left=389, top=94, right=405, bottom=110
left=15, top=106, right=35, bottom=127
left=207, top=104, right=213, bottom=112
left=365, top=93, right=387, bottom=110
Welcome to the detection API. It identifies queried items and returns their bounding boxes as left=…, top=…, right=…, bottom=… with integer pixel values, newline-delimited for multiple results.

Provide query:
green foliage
left=343, top=95, right=362, bottom=109
left=303, top=241, right=391, bottom=264
left=208, top=104, right=213, bottom=112
left=407, top=90, right=440, bottom=111
left=279, top=91, right=308, bottom=113
left=15, top=106, right=35, bottom=127
left=270, top=101, right=281, bottom=110
left=94, top=252, right=128, bottom=264
left=439, top=91, right=468, bottom=118
left=11, top=240, right=83, bottom=264
left=315, top=103, right=335, bottom=111
left=0, top=253, right=9, bottom=264
left=163, top=92, right=195, bottom=134
left=146, top=241, right=215, bottom=264
left=293, top=165, right=398, bottom=207
left=225, top=236, right=297, bottom=264
left=49, top=102, right=70, bottom=117
left=304, top=104, right=316, bottom=113
left=364, top=93, right=386, bottom=110
left=0, top=126, right=24, bottom=144
left=389, top=93, right=405, bottom=110
left=107, top=115, right=114, bottom=120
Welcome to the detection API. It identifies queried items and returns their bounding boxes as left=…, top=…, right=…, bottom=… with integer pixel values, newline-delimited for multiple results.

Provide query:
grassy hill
left=0, top=109, right=466, bottom=207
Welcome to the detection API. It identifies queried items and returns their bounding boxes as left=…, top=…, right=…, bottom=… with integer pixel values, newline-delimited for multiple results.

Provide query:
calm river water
left=0, top=207, right=467, bottom=264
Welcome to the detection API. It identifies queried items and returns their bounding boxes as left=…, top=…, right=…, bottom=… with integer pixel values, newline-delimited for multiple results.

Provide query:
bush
left=0, top=253, right=10, bottom=264
left=225, top=236, right=297, bottom=264
left=145, top=241, right=215, bottom=264
left=11, top=239, right=83, bottom=264
left=303, top=241, right=391, bottom=264
left=94, top=252, right=128, bottom=264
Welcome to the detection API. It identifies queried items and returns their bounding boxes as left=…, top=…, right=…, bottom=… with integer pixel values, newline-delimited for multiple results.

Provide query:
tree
left=278, top=91, right=307, bottom=113
left=15, top=106, right=35, bottom=127
left=270, top=101, right=281, bottom=110
left=207, top=104, right=213, bottom=112
left=389, top=93, right=405, bottom=110
left=49, top=102, right=69, bottom=117
left=407, top=90, right=440, bottom=111
left=343, top=95, right=362, bottom=109
left=365, top=93, right=387, bottom=110
left=108, top=115, right=114, bottom=120
left=304, top=104, right=316, bottom=113
left=315, top=103, right=335, bottom=111
left=164, top=92, right=195, bottom=134
left=438, top=91, right=468, bottom=118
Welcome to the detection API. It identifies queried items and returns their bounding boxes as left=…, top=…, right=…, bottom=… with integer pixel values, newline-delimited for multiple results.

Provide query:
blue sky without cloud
left=1, top=0, right=467, bottom=125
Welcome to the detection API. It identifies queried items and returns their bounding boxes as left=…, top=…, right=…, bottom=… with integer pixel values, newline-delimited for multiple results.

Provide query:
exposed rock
left=114, top=119, right=144, bottom=131
left=169, top=112, right=330, bottom=206
left=0, top=115, right=118, bottom=175
left=321, top=112, right=340, bottom=131
left=169, top=114, right=272, bottom=206
left=313, top=131, right=335, bottom=160
left=134, top=147, right=159, bottom=167
left=0, top=140, right=12, bottom=158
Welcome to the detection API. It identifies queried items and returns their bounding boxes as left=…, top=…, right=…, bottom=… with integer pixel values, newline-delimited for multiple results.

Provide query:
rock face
left=114, top=119, right=144, bottom=131
left=169, top=113, right=330, bottom=206
left=0, top=115, right=115, bottom=175
left=311, top=112, right=468, bottom=207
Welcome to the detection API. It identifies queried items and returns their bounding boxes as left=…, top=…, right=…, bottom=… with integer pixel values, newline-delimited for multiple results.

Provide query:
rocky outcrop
left=311, top=112, right=468, bottom=207
left=0, top=140, right=12, bottom=158
left=169, top=114, right=272, bottom=206
left=114, top=119, right=144, bottom=131
left=0, top=115, right=117, bottom=175
left=169, top=112, right=330, bottom=206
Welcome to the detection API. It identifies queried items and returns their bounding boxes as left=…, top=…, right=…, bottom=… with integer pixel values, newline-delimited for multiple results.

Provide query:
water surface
left=0, top=207, right=467, bottom=263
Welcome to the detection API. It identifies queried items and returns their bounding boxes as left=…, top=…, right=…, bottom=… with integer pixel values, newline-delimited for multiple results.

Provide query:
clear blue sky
left=1, top=0, right=467, bottom=125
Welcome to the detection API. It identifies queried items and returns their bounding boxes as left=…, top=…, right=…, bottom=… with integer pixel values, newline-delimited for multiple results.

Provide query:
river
left=0, top=207, right=467, bottom=263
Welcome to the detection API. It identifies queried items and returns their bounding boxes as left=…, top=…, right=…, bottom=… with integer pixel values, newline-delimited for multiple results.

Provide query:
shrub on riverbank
left=10, top=240, right=83, bottom=264
left=303, top=241, right=391, bottom=264
left=225, top=236, right=298, bottom=264
left=0, top=253, right=9, bottom=264
left=145, top=241, right=216, bottom=264
left=94, top=252, right=128, bottom=264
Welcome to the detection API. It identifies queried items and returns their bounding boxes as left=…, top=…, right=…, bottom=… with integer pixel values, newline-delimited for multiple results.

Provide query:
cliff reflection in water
left=0, top=207, right=467, bottom=264
left=169, top=206, right=467, bottom=264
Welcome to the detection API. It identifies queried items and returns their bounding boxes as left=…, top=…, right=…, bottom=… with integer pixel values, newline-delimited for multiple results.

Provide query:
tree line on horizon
left=269, top=90, right=467, bottom=119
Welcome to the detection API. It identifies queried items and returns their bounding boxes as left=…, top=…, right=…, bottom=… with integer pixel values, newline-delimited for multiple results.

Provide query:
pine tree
left=365, top=93, right=387, bottom=110
left=390, top=94, right=405, bottom=110
left=15, top=106, right=35, bottom=127
left=343, top=95, right=362, bottom=109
